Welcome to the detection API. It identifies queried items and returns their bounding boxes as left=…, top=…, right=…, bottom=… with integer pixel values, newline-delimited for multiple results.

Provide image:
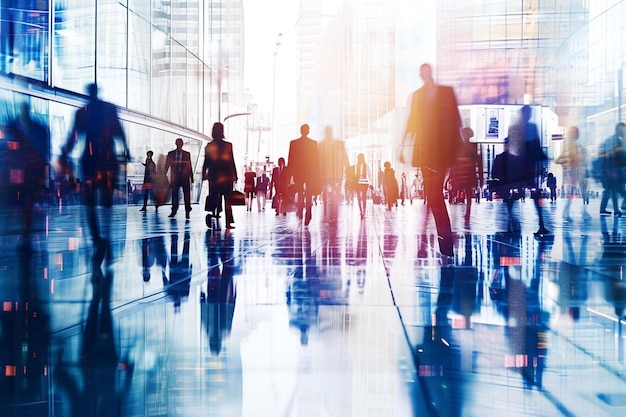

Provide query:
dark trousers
left=600, top=178, right=626, bottom=212
left=171, top=178, right=191, bottom=213
left=422, top=168, right=453, bottom=257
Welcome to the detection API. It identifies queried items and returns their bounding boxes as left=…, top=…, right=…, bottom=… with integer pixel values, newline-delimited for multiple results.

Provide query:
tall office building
left=0, top=0, right=246, bottom=189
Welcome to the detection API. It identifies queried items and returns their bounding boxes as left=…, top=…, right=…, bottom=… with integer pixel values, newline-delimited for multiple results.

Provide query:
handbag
left=230, top=189, right=246, bottom=206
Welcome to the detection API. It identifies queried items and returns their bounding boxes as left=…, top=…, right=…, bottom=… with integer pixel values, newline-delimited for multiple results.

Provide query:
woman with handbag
left=202, top=122, right=238, bottom=229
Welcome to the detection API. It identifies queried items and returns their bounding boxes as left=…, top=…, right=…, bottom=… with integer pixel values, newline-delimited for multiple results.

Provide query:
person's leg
left=304, top=191, right=313, bottom=225
left=141, top=188, right=149, bottom=210
left=600, top=180, right=610, bottom=213
left=533, top=190, right=549, bottom=234
left=170, top=181, right=180, bottom=215
left=182, top=181, right=191, bottom=216
left=423, top=170, right=453, bottom=257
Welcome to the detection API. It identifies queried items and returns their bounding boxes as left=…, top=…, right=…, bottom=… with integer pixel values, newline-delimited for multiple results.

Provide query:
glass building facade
left=1, top=0, right=245, bottom=199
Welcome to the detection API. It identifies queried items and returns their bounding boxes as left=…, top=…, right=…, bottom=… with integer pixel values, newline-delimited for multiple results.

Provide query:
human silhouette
left=597, top=122, right=626, bottom=216
left=450, top=127, right=482, bottom=227
left=55, top=266, right=134, bottom=416
left=287, top=124, right=321, bottom=226
left=382, top=161, right=399, bottom=210
left=555, top=126, right=590, bottom=221
left=546, top=172, right=557, bottom=202
left=318, top=125, right=349, bottom=224
left=269, top=157, right=288, bottom=215
left=165, top=230, right=192, bottom=311
left=202, top=122, right=238, bottom=229
left=139, top=150, right=157, bottom=211
left=1, top=102, right=50, bottom=250
left=60, top=83, right=130, bottom=266
left=164, top=137, right=193, bottom=219
left=201, top=230, right=237, bottom=355
left=255, top=171, right=270, bottom=211
left=354, top=153, right=370, bottom=219
left=243, top=167, right=256, bottom=211
left=403, top=63, right=462, bottom=257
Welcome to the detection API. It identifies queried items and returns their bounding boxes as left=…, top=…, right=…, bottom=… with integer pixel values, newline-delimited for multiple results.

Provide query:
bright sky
left=243, top=0, right=297, bottom=119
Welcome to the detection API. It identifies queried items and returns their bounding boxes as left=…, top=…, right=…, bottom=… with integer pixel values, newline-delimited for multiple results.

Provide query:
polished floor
left=1, top=194, right=626, bottom=416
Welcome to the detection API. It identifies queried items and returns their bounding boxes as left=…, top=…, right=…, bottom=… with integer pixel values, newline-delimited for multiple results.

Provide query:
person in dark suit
left=287, top=124, right=321, bottom=226
left=202, top=122, right=238, bottom=229
left=270, top=157, right=288, bottom=215
left=165, top=138, right=193, bottom=219
left=139, top=150, right=157, bottom=211
left=60, top=83, right=130, bottom=268
left=403, top=63, right=462, bottom=257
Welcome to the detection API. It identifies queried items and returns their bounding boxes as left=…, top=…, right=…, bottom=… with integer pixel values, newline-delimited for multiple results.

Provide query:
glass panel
left=96, top=0, right=128, bottom=107
left=128, top=11, right=151, bottom=113
left=53, top=0, right=96, bottom=93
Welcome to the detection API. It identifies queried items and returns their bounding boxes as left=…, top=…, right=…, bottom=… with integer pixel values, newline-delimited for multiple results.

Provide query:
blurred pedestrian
left=546, top=172, right=557, bottom=202
left=382, top=161, right=399, bottom=210
left=60, top=83, right=130, bottom=268
left=243, top=167, right=256, bottom=211
left=450, top=127, right=482, bottom=226
left=165, top=138, right=194, bottom=219
left=270, top=157, right=288, bottom=215
left=256, top=171, right=270, bottom=211
left=140, top=150, right=157, bottom=211
left=556, top=127, right=590, bottom=221
left=355, top=153, right=370, bottom=219
left=597, top=122, right=626, bottom=217
left=202, top=122, right=238, bottom=229
left=402, top=63, right=462, bottom=257
left=287, top=124, right=321, bottom=226
left=318, top=125, right=349, bottom=224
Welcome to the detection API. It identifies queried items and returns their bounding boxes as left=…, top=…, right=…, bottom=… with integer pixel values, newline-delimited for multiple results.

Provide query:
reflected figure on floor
left=597, top=122, right=626, bottom=217
left=139, top=150, right=157, bottom=211
left=243, top=167, right=256, bottom=211
left=354, top=153, right=371, bottom=219
left=165, top=230, right=192, bottom=310
left=201, top=230, right=237, bottom=355
left=0, top=250, right=51, bottom=414
left=55, top=267, right=134, bottom=416
left=347, top=220, right=368, bottom=294
left=286, top=230, right=319, bottom=345
left=555, top=126, right=590, bottom=221
left=319, top=125, right=349, bottom=224
left=60, top=83, right=130, bottom=267
left=203, top=122, right=238, bottom=229
left=1, top=102, right=50, bottom=250
left=140, top=232, right=168, bottom=283
left=165, top=138, right=193, bottom=219
left=414, top=266, right=464, bottom=417
left=559, top=231, right=589, bottom=321
left=287, top=124, right=321, bottom=226
left=402, top=63, right=461, bottom=257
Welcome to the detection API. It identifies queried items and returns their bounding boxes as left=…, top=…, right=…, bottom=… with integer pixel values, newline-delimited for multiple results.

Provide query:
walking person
left=165, top=138, right=194, bottom=219
left=450, top=127, right=483, bottom=227
left=382, top=161, right=399, bottom=210
left=243, top=168, right=256, bottom=212
left=59, top=83, right=130, bottom=269
left=202, top=122, right=238, bottom=229
left=402, top=63, right=462, bottom=257
left=546, top=173, right=557, bottom=202
left=256, top=171, right=270, bottom=211
left=598, top=122, right=626, bottom=217
left=318, top=125, right=349, bottom=224
left=140, top=151, right=157, bottom=211
left=355, top=153, right=370, bottom=219
left=287, top=124, right=321, bottom=226
left=270, top=157, right=288, bottom=215
left=556, top=126, right=590, bottom=221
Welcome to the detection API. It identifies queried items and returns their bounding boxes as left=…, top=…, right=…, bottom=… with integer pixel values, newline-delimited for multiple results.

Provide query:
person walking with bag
left=140, top=150, right=157, bottom=211
left=202, top=122, right=238, bottom=229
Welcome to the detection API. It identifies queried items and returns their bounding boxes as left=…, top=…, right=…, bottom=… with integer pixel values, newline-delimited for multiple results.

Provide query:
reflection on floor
left=1, top=196, right=626, bottom=416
